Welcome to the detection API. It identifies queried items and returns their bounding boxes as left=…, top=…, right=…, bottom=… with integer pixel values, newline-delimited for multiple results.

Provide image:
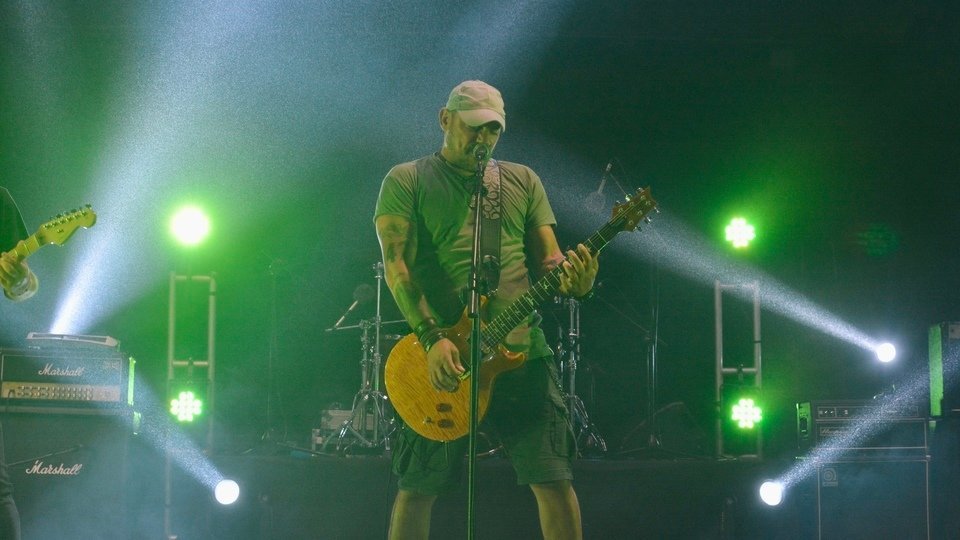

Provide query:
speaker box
left=1, top=406, right=136, bottom=540
left=816, top=458, right=929, bottom=540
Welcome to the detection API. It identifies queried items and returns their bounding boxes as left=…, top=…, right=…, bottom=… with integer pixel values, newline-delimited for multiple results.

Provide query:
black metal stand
left=554, top=297, right=607, bottom=456
left=466, top=146, right=489, bottom=540
left=262, top=259, right=282, bottom=443
left=628, top=252, right=665, bottom=453
left=241, top=260, right=285, bottom=455
left=329, top=263, right=398, bottom=453
left=617, top=257, right=681, bottom=458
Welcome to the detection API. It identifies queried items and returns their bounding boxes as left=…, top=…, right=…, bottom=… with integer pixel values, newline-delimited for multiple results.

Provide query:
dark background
left=1, top=1, right=958, bottom=460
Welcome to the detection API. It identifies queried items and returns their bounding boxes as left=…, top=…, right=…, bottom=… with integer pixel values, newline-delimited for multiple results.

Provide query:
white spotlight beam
left=554, top=206, right=883, bottom=354
left=50, top=2, right=270, bottom=334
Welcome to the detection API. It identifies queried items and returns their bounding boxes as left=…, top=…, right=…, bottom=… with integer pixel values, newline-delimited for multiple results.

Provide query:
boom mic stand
left=254, top=258, right=285, bottom=450
left=466, top=145, right=489, bottom=540
left=618, top=255, right=676, bottom=457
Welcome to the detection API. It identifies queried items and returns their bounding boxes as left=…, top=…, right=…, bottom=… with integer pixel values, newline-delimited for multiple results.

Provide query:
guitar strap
left=477, top=159, right=501, bottom=294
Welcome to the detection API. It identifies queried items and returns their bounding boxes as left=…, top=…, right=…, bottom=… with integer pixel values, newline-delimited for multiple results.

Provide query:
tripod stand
left=328, top=262, right=399, bottom=453
left=554, top=297, right=607, bottom=456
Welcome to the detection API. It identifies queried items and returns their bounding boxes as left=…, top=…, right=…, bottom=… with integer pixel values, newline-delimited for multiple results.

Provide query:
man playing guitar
left=375, top=80, right=597, bottom=540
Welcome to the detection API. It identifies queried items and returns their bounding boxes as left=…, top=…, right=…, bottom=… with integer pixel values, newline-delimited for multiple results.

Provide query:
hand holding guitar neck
left=1, top=204, right=96, bottom=300
left=2, top=205, right=97, bottom=261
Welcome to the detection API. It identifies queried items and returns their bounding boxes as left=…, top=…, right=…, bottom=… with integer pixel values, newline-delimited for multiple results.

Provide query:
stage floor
left=143, top=451, right=943, bottom=540
left=5, top=409, right=955, bottom=539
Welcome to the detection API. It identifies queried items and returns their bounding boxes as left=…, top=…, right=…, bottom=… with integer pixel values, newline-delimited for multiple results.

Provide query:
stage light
left=759, top=481, right=784, bottom=506
left=875, top=342, right=896, bottom=363
left=170, top=390, right=204, bottom=422
left=215, top=479, right=240, bottom=505
left=725, top=217, right=755, bottom=249
left=170, top=206, right=211, bottom=247
left=731, top=397, right=763, bottom=429
left=719, top=383, right=763, bottom=457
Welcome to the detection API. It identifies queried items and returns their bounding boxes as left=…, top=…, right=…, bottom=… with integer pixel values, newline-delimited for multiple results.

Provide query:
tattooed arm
left=376, top=214, right=463, bottom=392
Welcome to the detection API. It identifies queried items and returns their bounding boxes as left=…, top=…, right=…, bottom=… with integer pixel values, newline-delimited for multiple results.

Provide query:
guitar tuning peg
left=624, top=194, right=632, bottom=201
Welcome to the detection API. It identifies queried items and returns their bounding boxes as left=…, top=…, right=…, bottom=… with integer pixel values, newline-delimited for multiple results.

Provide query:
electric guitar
left=2, top=205, right=97, bottom=262
left=385, top=188, right=657, bottom=441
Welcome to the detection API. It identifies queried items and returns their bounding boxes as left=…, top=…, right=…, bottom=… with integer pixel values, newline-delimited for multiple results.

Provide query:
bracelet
left=414, top=318, right=448, bottom=352
left=3, top=272, right=39, bottom=302
left=420, top=327, right=448, bottom=352
left=574, top=287, right=595, bottom=302
left=414, top=318, right=439, bottom=341
left=4, top=272, right=33, bottom=300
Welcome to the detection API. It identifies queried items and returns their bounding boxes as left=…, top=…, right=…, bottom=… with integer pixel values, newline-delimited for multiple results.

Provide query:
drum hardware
left=323, top=262, right=404, bottom=453
left=554, top=297, right=607, bottom=456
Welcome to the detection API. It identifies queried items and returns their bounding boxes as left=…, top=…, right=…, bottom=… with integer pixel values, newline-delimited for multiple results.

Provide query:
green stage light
left=170, top=206, right=211, bottom=247
left=170, top=390, right=204, bottom=422
left=725, top=217, right=755, bottom=249
left=731, top=397, right=763, bottom=429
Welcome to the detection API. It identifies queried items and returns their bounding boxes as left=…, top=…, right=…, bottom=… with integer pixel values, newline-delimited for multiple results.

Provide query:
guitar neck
left=4, top=236, right=42, bottom=262
left=481, top=219, right=624, bottom=350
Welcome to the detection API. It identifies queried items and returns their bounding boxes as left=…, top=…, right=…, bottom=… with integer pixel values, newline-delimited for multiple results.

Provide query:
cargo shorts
left=391, top=356, right=576, bottom=495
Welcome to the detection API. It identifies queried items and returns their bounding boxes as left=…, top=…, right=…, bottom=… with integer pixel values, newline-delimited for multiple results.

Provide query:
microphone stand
left=466, top=146, right=487, bottom=540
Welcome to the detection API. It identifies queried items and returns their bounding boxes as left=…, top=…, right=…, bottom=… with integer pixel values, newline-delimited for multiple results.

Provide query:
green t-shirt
left=375, top=153, right=556, bottom=358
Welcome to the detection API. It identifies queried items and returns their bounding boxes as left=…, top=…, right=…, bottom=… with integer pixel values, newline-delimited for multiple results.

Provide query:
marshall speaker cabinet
left=1, top=406, right=138, bottom=540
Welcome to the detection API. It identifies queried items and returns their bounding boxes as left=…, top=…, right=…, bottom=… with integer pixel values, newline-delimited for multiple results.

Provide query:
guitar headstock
left=35, top=205, right=97, bottom=246
left=611, top=188, right=657, bottom=232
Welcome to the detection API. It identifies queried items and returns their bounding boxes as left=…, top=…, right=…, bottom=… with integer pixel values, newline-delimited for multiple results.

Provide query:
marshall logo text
left=37, top=364, right=86, bottom=377
left=25, top=460, right=83, bottom=476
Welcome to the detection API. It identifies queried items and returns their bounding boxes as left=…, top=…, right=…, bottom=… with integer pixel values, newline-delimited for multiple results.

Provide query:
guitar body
left=385, top=307, right=527, bottom=442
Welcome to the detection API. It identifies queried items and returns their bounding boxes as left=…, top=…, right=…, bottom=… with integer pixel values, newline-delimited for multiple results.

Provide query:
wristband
left=414, top=318, right=439, bottom=341
left=420, top=327, right=447, bottom=352
left=414, top=318, right=448, bottom=352
left=574, top=287, right=595, bottom=302
left=4, top=272, right=30, bottom=300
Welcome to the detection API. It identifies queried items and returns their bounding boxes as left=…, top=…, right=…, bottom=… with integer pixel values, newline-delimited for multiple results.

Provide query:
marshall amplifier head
left=0, top=348, right=135, bottom=406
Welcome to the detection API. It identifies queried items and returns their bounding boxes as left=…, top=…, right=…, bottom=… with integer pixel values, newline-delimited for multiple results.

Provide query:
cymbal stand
left=555, top=297, right=607, bottom=456
left=333, top=262, right=394, bottom=453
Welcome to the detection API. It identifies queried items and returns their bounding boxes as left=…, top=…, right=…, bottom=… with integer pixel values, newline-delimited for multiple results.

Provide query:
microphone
left=584, top=161, right=613, bottom=213
left=328, top=284, right=375, bottom=330
left=474, top=145, right=489, bottom=161
left=597, top=161, right=612, bottom=194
